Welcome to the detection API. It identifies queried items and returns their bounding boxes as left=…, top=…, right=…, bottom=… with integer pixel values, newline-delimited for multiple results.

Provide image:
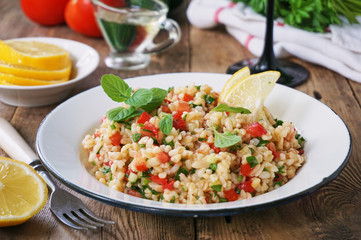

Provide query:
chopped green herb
left=181, top=158, right=186, bottom=162
left=142, top=128, right=153, bottom=133
left=296, top=134, right=306, bottom=147
left=175, top=167, right=189, bottom=180
left=246, top=156, right=258, bottom=168
left=169, top=161, right=174, bottom=166
left=101, top=167, right=111, bottom=175
left=277, top=165, right=285, bottom=174
left=210, top=163, right=218, bottom=171
left=190, top=168, right=196, bottom=174
left=273, top=118, right=284, bottom=128
left=195, top=85, right=201, bottom=90
left=110, top=123, right=116, bottom=129
left=211, top=185, right=222, bottom=192
left=235, top=188, right=241, bottom=194
left=91, top=161, right=96, bottom=166
left=159, top=195, right=164, bottom=200
left=139, top=144, right=146, bottom=148
left=170, top=196, right=176, bottom=203
left=237, top=175, right=243, bottom=182
left=185, top=146, right=190, bottom=150
left=263, top=167, right=269, bottom=172
left=274, top=181, right=283, bottom=187
left=198, top=137, right=207, bottom=142
left=182, top=114, right=187, bottom=120
left=132, top=133, right=142, bottom=142
left=205, top=95, right=215, bottom=104
left=138, top=123, right=144, bottom=127
left=219, top=198, right=228, bottom=203
left=96, top=145, right=102, bottom=154
left=141, top=177, right=150, bottom=186
left=196, top=196, right=199, bottom=200
left=168, top=86, right=174, bottom=92
left=257, top=137, right=269, bottom=147
left=249, top=147, right=255, bottom=155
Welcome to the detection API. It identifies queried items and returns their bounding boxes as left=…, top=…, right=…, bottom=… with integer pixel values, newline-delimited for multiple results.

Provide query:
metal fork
left=0, top=117, right=114, bottom=230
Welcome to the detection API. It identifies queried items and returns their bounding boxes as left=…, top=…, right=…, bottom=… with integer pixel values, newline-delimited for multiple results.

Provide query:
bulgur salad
left=82, top=74, right=305, bottom=204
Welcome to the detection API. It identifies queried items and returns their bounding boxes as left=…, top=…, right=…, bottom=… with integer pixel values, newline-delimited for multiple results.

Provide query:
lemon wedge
left=0, top=73, right=68, bottom=86
left=0, top=40, right=71, bottom=71
left=0, top=61, right=71, bottom=80
left=0, top=157, right=48, bottom=227
left=219, top=66, right=250, bottom=102
left=222, top=71, right=280, bottom=121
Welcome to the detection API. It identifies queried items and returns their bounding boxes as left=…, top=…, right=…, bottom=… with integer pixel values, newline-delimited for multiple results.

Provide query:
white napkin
left=187, top=0, right=361, bottom=83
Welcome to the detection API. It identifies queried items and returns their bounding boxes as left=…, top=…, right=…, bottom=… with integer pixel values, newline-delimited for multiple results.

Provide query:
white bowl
left=0, top=37, right=99, bottom=107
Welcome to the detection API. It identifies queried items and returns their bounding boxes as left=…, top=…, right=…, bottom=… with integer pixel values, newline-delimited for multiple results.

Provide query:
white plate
left=36, top=73, right=351, bottom=216
left=0, top=37, right=99, bottom=107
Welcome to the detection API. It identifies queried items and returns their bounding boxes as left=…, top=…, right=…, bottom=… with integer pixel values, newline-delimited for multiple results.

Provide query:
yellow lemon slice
left=219, top=66, right=250, bottom=102
left=222, top=71, right=280, bottom=120
left=0, top=73, right=68, bottom=86
left=0, top=157, right=48, bottom=227
left=0, top=61, right=71, bottom=80
left=0, top=40, right=71, bottom=71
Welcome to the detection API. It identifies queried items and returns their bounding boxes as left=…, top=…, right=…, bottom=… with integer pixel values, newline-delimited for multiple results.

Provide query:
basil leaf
left=141, top=88, right=168, bottom=112
left=125, top=88, right=153, bottom=108
left=101, top=74, right=131, bottom=102
left=214, top=130, right=242, bottom=148
left=211, top=184, right=222, bottom=192
left=246, top=156, right=258, bottom=168
left=211, top=103, right=251, bottom=114
left=106, top=106, right=135, bottom=121
left=159, top=114, right=173, bottom=135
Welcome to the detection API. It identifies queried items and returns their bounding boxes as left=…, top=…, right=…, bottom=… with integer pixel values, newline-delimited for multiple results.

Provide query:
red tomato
left=103, top=161, right=113, bottom=167
left=141, top=122, right=159, bottom=138
left=21, top=0, right=69, bottom=26
left=245, top=122, right=267, bottom=137
left=161, top=106, right=171, bottom=113
left=183, top=93, right=194, bottom=102
left=266, top=142, right=281, bottom=159
left=137, top=112, right=152, bottom=124
left=127, top=190, right=142, bottom=198
left=162, top=180, right=174, bottom=190
left=223, top=189, right=239, bottom=202
left=65, top=0, right=102, bottom=37
left=176, top=101, right=190, bottom=113
left=150, top=175, right=168, bottom=185
left=298, top=149, right=304, bottom=155
left=156, top=152, right=170, bottom=163
left=209, top=143, right=221, bottom=153
left=236, top=179, right=254, bottom=193
left=109, top=131, right=122, bottom=146
left=100, top=0, right=127, bottom=7
left=172, top=111, right=183, bottom=120
left=173, top=119, right=187, bottom=131
left=94, top=131, right=101, bottom=138
left=240, top=163, right=252, bottom=176
left=134, top=152, right=148, bottom=172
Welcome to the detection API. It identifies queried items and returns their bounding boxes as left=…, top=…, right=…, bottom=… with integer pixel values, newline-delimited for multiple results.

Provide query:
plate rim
left=35, top=72, right=352, bottom=217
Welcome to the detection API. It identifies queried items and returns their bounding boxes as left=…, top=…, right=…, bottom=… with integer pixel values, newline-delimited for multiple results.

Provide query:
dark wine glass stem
left=253, top=0, right=278, bottom=73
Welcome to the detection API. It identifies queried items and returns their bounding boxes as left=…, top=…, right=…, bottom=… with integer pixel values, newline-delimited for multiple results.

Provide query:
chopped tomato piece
left=161, top=105, right=171, bottom=113
left=172, top=110, right=183, bottom=120
left=104, top=161, right=113, bottom=167
left=209, top=143, right=221, bottom=153
left=135, top=162, right=148, bottom=172
left=245, top=122, right=267, bottom=137
left=267, top=142, right=281, bottom=159
left=223, top=189, right=239, bottom=201
left=128, top=190, right=142, bottom=198
left=183, top=93, right=194, bottom=102
left=109, top=131, right=122, bottom=146
left=134, top=152, right=148, bottom=172
left=297, top=149, right=304, bottom=154
left=94, top=131, right=101, bottom=138
left=141, top=122, right=159, bottom=138
left=162, top=180, right=174, bottom=190
left=137, top=112, right=152, bottom=124
left=176, top=101, right=190, bottom=113
left=150, top=175, right=168, bottom=185
left=240, top=163, right=252, bottom=176
left=173, top=118, right=187, bottom=131
left=236, top=179, right=254, bottom=193
left=156, top=152, right=170, bottom=163
left=96, top=154, right=100, bottom=159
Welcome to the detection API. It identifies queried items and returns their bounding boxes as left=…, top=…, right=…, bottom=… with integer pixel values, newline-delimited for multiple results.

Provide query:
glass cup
left=92, top=0, right=181, bottom=70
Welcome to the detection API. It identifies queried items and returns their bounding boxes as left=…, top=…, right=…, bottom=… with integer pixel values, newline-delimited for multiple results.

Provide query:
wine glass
left=226, top=0, right=309, bottom=87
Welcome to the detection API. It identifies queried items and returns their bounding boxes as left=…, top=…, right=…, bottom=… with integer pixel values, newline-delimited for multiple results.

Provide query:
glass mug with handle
left=92, top=0, right=181, bottom=70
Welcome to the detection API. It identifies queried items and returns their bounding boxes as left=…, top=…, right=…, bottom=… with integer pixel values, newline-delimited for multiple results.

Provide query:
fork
left=0, top=117, right=115, bottom=230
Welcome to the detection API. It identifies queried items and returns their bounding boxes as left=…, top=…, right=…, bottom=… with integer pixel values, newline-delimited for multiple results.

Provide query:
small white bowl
left=0, top=37, right=99, bottom=107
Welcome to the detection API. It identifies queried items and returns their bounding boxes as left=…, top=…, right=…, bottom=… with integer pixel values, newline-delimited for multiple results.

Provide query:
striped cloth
left=187, top=0, right=361, bottom=83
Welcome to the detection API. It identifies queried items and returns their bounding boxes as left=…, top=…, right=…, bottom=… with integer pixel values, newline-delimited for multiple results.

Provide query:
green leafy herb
left=101, top=167, right=111, bottom=175
left=159, top=113, right=173, bottom=135
left=211, top=184, right=222, bottom=192
left=210, top=163, right=218, bottom=171
left=214, top=130, right=242, bottom=148
left=237, top=175, right=243, bottom=182
left=219, top=198, right=228, bottom=203
left=274, top=181, right=283, bottom=187
left=101, top=74, right=132, bottom=102
left=198, top=137, right=207, bottom=142
left=231, top=0, right=361, bottom=33
left=211, top=103, right=251, bottom=114
left=125, top=88, right=153, bottom=108
left=139, top=144, right=146, bottom=148
left=91, top=161, right=96, bottom=166
left=190, top=168, right=196, bottom=174
left=296, top=134, right=306, bottom=147
left=277, top=165, right=285, bottom=174
left=246, top=156, right=258, bottom=168
left=249, top=147, right=255, bottom=155
left=132, top=133, right=142, bottom=142
left=170, top=196, right=176, bottom=203
left=175, top=167, right=190, bottom=180
left=273, top=118, right=284, bottom=128
left=141, top=88, right=168, bottom=112
left=256, top=137, right=269, bottom=147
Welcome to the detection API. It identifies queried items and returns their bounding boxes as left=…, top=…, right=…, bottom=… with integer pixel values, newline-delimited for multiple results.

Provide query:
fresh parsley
left=211, top=184, right=222, bottom=192
left=132, top=133, right=142, bottom=142
left=246, top=156, right=258, bottom=168
left=211, top=103, right=251, bottom=114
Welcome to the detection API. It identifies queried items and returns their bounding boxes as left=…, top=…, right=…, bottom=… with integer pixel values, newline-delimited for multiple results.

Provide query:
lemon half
left=219, top=66, right=250, bottom=102
left=0, top=157, right=48, bottom=227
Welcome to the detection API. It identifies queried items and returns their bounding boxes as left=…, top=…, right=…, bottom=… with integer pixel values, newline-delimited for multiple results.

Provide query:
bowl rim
left=0, top=37, right=100, bottom=90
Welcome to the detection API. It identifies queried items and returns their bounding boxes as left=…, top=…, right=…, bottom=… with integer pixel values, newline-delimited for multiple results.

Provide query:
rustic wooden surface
left=1, top=1, right=361, bottom=239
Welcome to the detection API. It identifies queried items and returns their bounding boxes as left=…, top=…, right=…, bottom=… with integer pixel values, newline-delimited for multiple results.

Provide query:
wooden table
left=1, top=1, right=361, bottom=239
